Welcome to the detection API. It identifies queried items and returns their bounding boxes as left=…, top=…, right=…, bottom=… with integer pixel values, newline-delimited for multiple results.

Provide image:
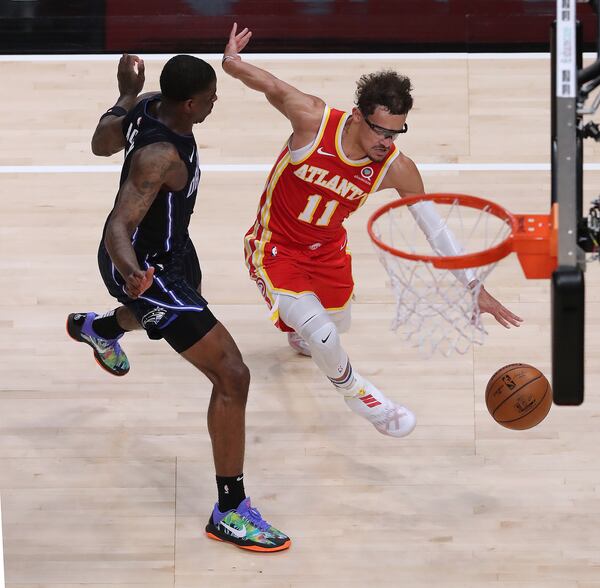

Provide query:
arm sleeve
left=407, top=200, right=477, bottom=286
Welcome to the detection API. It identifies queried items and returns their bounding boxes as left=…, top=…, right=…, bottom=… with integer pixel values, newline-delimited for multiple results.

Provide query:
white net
left=370, top=197, right=513, bottom=356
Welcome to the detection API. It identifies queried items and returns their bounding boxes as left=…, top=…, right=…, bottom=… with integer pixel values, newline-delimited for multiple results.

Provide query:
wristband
left=100, top=106, right=128, bottom=121
left=222, top=55, right=240, bottom=64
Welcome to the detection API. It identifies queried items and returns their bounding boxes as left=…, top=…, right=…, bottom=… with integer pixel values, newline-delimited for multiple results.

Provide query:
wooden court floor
left=1, top=55, right=599, bottom=587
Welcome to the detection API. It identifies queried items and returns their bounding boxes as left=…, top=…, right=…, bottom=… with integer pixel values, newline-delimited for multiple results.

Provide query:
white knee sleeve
left=328, top=305, right=351, bottom=334
left=301, top=319, right=347, bottom=378
left=278, top=293, right=349, bottom=380
left=277, top=293, right=324, bottom=333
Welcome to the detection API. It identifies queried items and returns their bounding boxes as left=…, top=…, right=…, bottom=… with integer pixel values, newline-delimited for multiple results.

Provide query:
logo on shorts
left=255, top=277, right=268, bottom=302
left=308, top=242, right=322, bottom=250
left=271, top=246, right=278, bottom=257
left=142, top=306, right=167, bottom=327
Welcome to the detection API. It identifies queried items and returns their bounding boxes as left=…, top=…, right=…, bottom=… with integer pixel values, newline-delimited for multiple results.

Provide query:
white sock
left=328, top=360, right=356, bottom=392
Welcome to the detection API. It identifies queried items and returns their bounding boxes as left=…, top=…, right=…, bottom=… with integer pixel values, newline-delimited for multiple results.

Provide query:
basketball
left=485, top=363, right=552, bottom=430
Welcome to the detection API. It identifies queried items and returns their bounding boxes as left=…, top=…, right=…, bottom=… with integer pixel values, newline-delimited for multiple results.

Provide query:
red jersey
left=245, top=107, right=399, bottom=250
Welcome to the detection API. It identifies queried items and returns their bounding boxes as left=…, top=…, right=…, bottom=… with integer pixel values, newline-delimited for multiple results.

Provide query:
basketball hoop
left=367, top=193, right=557, bottom=355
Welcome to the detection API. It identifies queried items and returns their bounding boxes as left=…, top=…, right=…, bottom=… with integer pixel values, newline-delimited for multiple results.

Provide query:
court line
left=3, top=163, right=600, bottom=173
left=0, top=499, right=4, bottom=588
left=1, top=53, right=597, bottom=63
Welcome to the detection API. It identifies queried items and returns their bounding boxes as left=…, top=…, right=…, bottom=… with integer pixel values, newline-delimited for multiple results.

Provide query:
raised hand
left=125, top=266, right=154, bottom=299
left=223, top=22, right=252, bottom=62
left=117, top=53, right=145, bottom=98
left=478, top=285, right=523, bottom=328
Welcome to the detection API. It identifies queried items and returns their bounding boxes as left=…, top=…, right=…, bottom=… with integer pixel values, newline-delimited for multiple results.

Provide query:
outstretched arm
left=221, top=23, right=324, bottom=146
left=381, top=155, right=523, bottom=328
left=105, top=142, right=185, bottom=298
left=91, top=54, right=146, bottom=157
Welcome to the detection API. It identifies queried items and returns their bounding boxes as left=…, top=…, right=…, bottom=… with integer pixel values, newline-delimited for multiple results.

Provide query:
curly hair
left=355, top=71, right=413, bottom=116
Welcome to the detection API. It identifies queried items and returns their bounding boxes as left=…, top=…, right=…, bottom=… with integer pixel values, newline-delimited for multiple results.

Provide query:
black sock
left=92, top=310, right=126, bottom=339
left=216, top=474, right=246, bottom=513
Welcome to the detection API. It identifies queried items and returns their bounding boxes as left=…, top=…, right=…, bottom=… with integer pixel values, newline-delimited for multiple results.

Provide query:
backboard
left=550, top=0, right=586, bottom=405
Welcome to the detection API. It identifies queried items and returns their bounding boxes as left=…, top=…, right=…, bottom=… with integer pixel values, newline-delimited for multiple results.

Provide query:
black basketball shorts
left=98, top=241, right=217, bottom=352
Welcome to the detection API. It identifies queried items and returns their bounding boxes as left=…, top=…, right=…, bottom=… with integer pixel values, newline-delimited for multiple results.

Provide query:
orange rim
left=367, top=193, right=518, bottom=270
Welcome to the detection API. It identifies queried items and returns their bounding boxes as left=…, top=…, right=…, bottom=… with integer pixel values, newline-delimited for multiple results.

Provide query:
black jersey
left=102, top=95, right=201, bottom=258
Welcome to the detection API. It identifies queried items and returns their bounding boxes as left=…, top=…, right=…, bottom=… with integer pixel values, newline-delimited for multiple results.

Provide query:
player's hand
left=223, top=22, right=252, bottom=64
left=118, top=53, right=145, bottom=98
left=125, top=266, right=154, bottom=299
left=477, top=285, right=523, bottom=328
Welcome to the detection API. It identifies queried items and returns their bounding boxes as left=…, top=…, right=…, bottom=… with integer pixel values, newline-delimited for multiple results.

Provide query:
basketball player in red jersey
left=223, top=24, right=523, bottom=437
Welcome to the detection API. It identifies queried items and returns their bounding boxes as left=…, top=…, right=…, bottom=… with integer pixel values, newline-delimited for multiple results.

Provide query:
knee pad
left=305, top=319, right=339, bottom=353
left=277, top=293, right=325, bottom=333
left=277, top=293, right=348, bottom=377
left=300, top=317, right=344, bottom=373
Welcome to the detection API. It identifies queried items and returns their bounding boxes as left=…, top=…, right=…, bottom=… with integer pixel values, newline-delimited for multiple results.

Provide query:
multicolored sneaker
left=205, top=497, right=291, bottom=552
left=287, top=332, right=311, bottom=357
left=66, top=312, right=130, bottom=377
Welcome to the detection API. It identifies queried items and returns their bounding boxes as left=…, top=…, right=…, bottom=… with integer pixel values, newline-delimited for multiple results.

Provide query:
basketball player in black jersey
left=66, top=54, right=290, bottom=552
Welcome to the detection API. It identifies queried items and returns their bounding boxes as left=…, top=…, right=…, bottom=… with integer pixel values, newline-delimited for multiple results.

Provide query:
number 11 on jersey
left=297, top=194, right=339, bottom=226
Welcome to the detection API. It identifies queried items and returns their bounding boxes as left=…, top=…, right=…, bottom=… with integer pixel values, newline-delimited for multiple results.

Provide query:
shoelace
left=372, top=403, right=404, bottom=427
left=244, top=506, right=271, bottom=532
left=91, top=334, right=123, bottom=354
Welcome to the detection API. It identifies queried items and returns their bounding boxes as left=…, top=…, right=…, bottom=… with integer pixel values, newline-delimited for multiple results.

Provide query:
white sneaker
left=343, top=377, right=416, bottom=438
left=370, top=401, right=416, bottom=438
left=287, top=332, right=311, bottom=357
